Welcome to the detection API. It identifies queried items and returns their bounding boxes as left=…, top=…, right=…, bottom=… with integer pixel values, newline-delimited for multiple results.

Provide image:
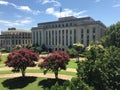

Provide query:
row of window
left=45, top=29, right=76, bottom=46
left=0, top=40, right=31, bottom=45
left=81, top=27, right=96, bottom=34
left=44, top=22, right=74, bottom=29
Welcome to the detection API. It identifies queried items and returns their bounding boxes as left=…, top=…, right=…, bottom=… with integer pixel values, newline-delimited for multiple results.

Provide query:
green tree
left=77, top=44, right=120, bottom=90
left=102, top=22, right=120, bottom=48
left=73, top=42, right=84, bottom=61
left=105, top=46, right=120, bottom=89
left=66, top=48, right=78, bottom=58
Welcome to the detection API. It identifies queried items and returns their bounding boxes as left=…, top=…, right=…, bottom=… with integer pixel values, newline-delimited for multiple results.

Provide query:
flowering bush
left=39, top=51, right=70, bottom=79
left=5, top=48, right=39, bottom=77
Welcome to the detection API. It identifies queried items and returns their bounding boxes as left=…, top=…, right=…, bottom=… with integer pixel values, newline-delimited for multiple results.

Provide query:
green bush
left=66, top=48, right=78, bottom=58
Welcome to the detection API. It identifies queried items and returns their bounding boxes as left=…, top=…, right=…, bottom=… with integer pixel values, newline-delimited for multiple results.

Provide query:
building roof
left=1, top=28, right=31, bottom=34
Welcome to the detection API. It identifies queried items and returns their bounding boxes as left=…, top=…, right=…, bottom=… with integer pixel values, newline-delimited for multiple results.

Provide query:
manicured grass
left=67, top=59, right=77, bottom=68
left=0, top=77, right=69, bottom=90
left=0, top=55, right=7, bottom=67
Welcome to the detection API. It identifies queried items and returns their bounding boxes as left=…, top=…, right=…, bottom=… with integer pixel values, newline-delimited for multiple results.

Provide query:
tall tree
left=102, top=22, right=120, bottom=48
left=5, top=48, right=39, bottom=77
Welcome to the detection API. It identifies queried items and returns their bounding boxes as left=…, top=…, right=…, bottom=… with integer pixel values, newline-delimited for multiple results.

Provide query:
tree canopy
left=5, top=48, right=39, bottom=77
left=102, top=22, right=120, bottom=48
left=39, top=51, right=70, bottom=79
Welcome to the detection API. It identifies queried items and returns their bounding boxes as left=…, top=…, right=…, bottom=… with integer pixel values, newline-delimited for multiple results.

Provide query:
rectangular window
left=81, top=29, right=83, bottom=33
left=62, top=30, right=64, bottom=46
left=49, top=31, right=51, bottom=45
left=93, top=35, right=95, bottom=41
left=93, top=27, right=96, bottom=33
left=87, top=29, right=89, bottom=33
left=59, top=30, right=61, bottom=44
left=55, top=31, right=57, bottom=45
left=52, top=31, right=54, bottom=45
left=74, top=29, right=76, bottom=43
left=66, top=30, right=68, bottom=45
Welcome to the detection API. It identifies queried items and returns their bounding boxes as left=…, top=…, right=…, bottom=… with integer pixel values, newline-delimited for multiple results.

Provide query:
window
left=62, top=24, right=64, bottom=27
left=66, top=30, right=68, bottom=45
left=87, top=29, right=89, bottom=33
left=59, top=24, right=61, bottom=27
left=52, top=31, right=54, bottom=45
left=74, top=29, right=76, bottom=43
left=66, top=23, right=68, bottom=27
left=81, top=29, right=83, bottom=33
left=52, top=25, right=54, bottom=28
left=81, top=34, right=84, bottom=39
left=81, top=40, right=84, bottom=44
left=49, top=31, right=51, bottom=45
left=87, top=35, right=89, bottom=39
left=93, top=35, right=95, bottom=41
left=93, top=27, right=96, bottom=33
left=70, top=23, right=72, bottom=26
left=55, top=31, right=57, bottom=45
left=59, top=30, right=61, bottom=44
left=87, top=40, right=89, bottom=46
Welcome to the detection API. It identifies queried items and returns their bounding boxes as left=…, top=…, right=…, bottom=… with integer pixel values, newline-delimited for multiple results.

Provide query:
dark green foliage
left=69, top=78, right=93, bottom=90
left=77, top=45, right=120, bottom=90
left=30, top=46, right=42, bottom=54
left=105, top=46, right=120, bottom=89
left=102, top=22, right=120, bottom=48
left=41, top=44, right=48, bottom=52
left=66, top=48, right=78, bottom=58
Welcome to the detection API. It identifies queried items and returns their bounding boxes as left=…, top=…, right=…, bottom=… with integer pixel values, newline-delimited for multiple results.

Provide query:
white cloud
left=42, top=0, right=61, bottom=6
left=0, top=0, right=8, bottom=5
left=46, top=7, right=87, bottom=18
left=0, top=0, right=40, bottom=15
left=17, top=6, right=32, bottom=12
left=0, top=17, right=32, bottom=27
left=113, top=4, right=120, bottom=8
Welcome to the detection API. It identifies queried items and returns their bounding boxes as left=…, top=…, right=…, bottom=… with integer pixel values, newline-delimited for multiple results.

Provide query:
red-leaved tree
left=39, top=51, right=70, bottom=79
left=5, top=48, right=39, bottom=77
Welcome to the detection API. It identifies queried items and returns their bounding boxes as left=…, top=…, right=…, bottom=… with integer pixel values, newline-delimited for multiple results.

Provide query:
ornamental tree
left=5, top=48, right=39, bottom=77
left=39, top=51, right=70, bottom=79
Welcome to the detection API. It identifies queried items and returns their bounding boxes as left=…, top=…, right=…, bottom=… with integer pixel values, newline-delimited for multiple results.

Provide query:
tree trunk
left=54, top=70, right=58, bottom=79
left=21, top=68, right=25, bottom=78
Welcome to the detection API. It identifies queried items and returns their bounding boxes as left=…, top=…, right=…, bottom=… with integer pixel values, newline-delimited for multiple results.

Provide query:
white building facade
left=31, top=16, right=106, bottom=51
left=0, top=28, right=32, bottom=51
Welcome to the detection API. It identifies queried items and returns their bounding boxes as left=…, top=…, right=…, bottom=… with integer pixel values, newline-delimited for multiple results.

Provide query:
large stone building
left=0, top=28, right=32, bottom=51
left=31, top=16, right=106, bottom=51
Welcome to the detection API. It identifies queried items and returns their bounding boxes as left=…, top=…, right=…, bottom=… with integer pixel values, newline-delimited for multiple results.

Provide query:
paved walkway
left=0, top=73, right=73, bottom=80
left=0, top=67, right=76, bottom=80
left=0, top=67, right=76, bottom=72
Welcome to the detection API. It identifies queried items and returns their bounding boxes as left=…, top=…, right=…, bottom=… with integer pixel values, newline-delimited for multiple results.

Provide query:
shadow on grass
left=38, top=78, right=68, bottom=89
left=2, top=76, right=37, bottom=89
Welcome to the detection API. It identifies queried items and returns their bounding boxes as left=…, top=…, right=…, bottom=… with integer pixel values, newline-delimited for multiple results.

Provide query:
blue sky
left=0, top=0, right=120, bottom=32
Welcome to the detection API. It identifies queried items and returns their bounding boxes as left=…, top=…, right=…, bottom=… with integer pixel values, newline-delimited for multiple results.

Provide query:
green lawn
left=0, top=77, right=69, bottom=90
left=67, top=59, right=77, bottom=68
left=0, top=55, right=77, bottom=69
left=0, top=55, right=7, bottom=67
left=0, top=55, right=76, bottom=90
